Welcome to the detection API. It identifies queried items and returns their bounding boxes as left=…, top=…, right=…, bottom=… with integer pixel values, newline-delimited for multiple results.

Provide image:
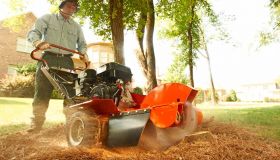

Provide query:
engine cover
left=97, top=62, right=132, bottom=83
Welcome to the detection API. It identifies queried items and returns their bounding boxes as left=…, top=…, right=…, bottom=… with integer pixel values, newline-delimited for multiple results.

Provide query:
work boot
left=27, top=118, right=43, bottom=133
left=27, top=126, right=42, bottom=133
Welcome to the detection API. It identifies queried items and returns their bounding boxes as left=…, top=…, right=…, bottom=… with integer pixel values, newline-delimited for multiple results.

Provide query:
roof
left=87, top=42, right=113, bottom=47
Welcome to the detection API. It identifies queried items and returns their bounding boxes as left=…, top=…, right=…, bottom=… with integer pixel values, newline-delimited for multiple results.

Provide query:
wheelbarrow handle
left=30, top=43, right=88, bottom=69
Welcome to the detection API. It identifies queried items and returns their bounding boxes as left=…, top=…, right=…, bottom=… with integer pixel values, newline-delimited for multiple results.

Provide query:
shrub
left=16, top=63, right=36, bottom=76
left=264, top=97, right=280, bottom=102
left=0, top=73, right=63, bottom=99
left=51, top=89, right=64, bottom=99
left=225, top=90, right=238, bottom=102
left=0, top=74, right=35, bottom=98
left=194, top=89, right=219, bottom=104
left=133, top=87, right=143, bottom=95
left=0, top=63, right=37, bottom=97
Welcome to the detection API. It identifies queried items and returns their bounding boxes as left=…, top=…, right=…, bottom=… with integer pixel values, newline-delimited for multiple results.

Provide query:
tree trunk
left=135, top=12, right=148, bottom=76
left=145, top=0, right=157, bottom=91
left=199, top=26, right=218, bottom=104
left=135, top=0, right=157, bottom=92
left=206, top=51, right=217, bottom=104
left=187, top=4, right=195, bottom=87
left=109, top=0, right=125, bottom=65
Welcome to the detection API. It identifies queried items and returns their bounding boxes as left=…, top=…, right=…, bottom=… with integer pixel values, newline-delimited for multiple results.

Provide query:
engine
left=46, top=62, right=132, bottom=107
left=77, top=62, right=132, bottom=101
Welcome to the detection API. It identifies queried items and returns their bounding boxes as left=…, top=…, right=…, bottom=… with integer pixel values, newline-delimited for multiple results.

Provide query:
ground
left=0, top=122, right=279, bottom=160
left=1, top=99, right=280, bottom=159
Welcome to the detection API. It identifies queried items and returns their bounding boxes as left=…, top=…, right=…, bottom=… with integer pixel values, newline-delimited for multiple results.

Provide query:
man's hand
left=79, top=54, right=90, bottom=68
left=79, top=53, right=88, bottom=61
left=34, top=41, right=51, bottom=50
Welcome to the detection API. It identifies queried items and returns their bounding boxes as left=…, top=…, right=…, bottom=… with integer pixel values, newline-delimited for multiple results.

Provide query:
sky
left=0, top=0, right=280, bottom=89
left=194, top=0, right=280, bottom=89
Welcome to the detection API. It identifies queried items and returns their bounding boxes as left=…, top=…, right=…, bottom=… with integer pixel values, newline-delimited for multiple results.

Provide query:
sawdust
left=0, top=123, right=279, bottom=160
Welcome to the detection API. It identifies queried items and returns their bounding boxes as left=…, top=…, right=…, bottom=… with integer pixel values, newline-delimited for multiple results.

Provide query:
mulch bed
left=0, top=123, right=279, bottom=160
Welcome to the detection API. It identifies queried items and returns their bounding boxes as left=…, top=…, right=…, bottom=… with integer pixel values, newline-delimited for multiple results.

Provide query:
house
left=236, top=81, right=280, bottom=102
left=0, top=12, right=36, bottom=78
left=72, top=42, right=114, bottom=69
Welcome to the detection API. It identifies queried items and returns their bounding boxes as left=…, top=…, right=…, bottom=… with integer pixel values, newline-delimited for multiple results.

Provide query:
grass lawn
left=1, top=97, right=280, bottom=141
left=199, top=102, right=280, bottom=141
left=0, top=97, right=64, bottom=135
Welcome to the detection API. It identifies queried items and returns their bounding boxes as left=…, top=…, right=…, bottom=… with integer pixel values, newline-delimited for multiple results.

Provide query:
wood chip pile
left=0, top=123, right=279, bottom=160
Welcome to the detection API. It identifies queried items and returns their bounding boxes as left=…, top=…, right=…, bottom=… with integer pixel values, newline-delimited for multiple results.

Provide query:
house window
left=7, top=65, right=18, bottom=77
left=86, top=44, right=114, bottom=68
left=16, top=37, right=34, bottom=53
left=100, top=51, right=109, bottom=63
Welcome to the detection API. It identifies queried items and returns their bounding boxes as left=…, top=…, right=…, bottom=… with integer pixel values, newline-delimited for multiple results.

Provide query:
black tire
left=66, top=111, right=100, bottom=146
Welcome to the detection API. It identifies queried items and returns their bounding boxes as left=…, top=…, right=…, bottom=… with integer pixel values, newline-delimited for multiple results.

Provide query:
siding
left=0, top=12, right=36, bottom=78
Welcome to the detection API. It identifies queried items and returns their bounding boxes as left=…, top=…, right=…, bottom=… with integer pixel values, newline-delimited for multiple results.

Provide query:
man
left=27, top=0, right=88, bottom=133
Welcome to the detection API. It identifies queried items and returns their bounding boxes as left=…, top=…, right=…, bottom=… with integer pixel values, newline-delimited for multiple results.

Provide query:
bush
left=0, top=74, right=35, bottom=98
left=133, top=87, right=143, bottom=95
left=194, top=89, right=220, bottom=104
left=16, top=63, right=36, bottom=76
left=225, top=90, right=238, bottom=102
left=1, top=63, right=79, bottom=99
left=0, top=63, right=37, bottom=97
left=264, top=97, right=280, bottom=102
left=0, top=73, right=63, bottom=99
left=51, top=89, right=64, bottom=99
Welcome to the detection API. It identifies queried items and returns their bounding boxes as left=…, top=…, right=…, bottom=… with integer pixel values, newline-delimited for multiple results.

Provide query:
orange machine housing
left=139, top=83, right=203, bottom=128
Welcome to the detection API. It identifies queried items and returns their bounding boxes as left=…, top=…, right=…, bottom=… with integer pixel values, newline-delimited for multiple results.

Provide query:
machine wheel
left=66, top=111, right=100, bottom=146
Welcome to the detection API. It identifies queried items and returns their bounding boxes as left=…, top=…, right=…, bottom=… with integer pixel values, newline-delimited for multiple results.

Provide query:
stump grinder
left=31, top=44, right=203, bottom=150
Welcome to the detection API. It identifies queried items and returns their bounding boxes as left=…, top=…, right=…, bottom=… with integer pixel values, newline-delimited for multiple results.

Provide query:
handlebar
left=30, top=43, right=88, bottom=70
left=49, top=44, right=83, bottom=55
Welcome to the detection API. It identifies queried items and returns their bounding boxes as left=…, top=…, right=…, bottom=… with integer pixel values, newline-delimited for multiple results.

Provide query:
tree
left=163, top=53, right=189, bottom=84
left=157, top=0, right=201, bottom=87
left=1, top=0, right=28, bottom=32
left=72, top=0, right=157, bottom=91
left=135, top=0, right=157, bottom=92
left=158, top=0, right=218, bottom=87
left=199, top=26, right=217, bottom=104
left=259, top=0, right=280, bottom=46
left=109, top=0, right=124, bottom=64
left=73, top=0, right=125, bottom=64
left=269, top=0, right=280, bottom=30
left=226, top=90, right=238, bottom=102
left=197, top=16, right=229, bottom=104
left=158, top=0, right=225, bottom=104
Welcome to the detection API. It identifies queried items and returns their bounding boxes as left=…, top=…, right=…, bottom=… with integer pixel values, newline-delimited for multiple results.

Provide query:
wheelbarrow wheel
left=66, top=111, right=100, bottom=147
